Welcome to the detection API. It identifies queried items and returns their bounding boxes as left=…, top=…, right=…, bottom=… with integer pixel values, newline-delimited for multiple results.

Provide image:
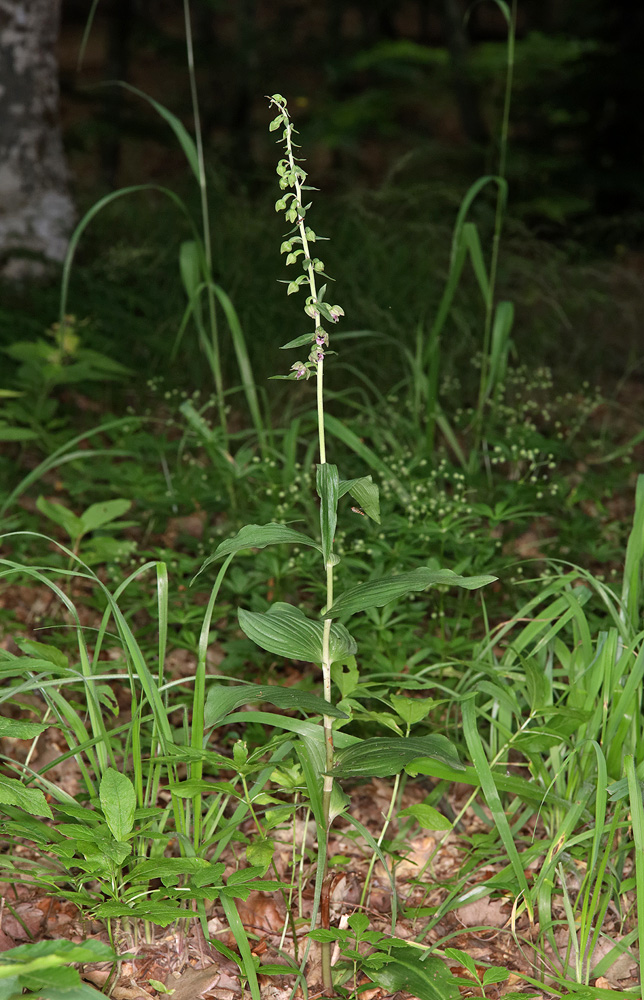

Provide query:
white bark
left=0, top=0, right=75, bottom=278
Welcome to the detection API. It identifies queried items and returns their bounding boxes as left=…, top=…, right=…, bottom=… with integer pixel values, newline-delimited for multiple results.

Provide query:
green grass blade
left=462, top=696, right=533, bottom=919
left=323, top=413, right=409, bottom=502
left=462, top=222, right=491, bottom=304
left=625, top=753, right=644, bottom=990
left=622, top=474, right=644, bottom=627
left=212, top=283, right=266, bottom=446
left=449, top=175, right=507, bottom=267
left=60, top=185, right=196, bottom=327
left=0, top=417, right=136, bottom=519
left=219, top=895, right=261, bottom=1000
left=108, top=81, right=200, bottom=179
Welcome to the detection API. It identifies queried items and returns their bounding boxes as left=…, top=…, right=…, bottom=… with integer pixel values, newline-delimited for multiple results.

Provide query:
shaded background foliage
left=3, top=0, right=643, bottom=405
left=57, top=0, right=644, bottom=233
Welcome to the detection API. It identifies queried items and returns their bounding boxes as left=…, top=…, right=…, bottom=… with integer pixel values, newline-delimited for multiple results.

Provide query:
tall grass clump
left=410, top=476, right=644, bottom=989
left=59, top=0, right=265, bottom=452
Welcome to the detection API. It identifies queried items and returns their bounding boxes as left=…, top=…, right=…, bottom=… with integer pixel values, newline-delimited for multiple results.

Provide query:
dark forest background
left=58, top=0, right=644, bottom=247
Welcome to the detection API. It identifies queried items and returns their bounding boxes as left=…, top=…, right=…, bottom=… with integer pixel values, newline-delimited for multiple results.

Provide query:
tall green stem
left=473, top=0, right=516, bottom=461
left=183, top=0, right=227, bottom=438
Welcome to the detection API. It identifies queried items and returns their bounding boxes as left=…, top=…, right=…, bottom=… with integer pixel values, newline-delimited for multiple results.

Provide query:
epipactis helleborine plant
left=195, top=94, right=495, bottom=992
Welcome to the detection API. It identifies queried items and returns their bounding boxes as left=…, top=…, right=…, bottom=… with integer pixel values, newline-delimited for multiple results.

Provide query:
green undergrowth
left=1, top=6, right=644, bottom=997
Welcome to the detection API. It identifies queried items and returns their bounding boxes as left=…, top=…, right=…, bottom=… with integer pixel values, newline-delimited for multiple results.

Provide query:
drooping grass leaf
left=462, top=697, right=533, bottom=919
left=204, top=683, right=348, bottom=728
left=332, top=735, right=464, bottom=778
left=407, top=757, right=573, bottom=810
left=219, top=711, right=360, bottom=747
left=220, top=896, right=261, bottom=1000
left=323, top=413, right=409, bottom=502
left=326, top=566, right=497, bottom=618
left=195, top=523, right=322, bottom=580
left=111, top=81, right=200, bottom=179
left=238, top=603, right=357, bottom=664
left=212, top=283, right=266, bottom=447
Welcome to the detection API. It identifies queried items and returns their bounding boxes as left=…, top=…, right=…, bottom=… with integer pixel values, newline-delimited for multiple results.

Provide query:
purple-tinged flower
left=291, top=361, right=308, bottom=380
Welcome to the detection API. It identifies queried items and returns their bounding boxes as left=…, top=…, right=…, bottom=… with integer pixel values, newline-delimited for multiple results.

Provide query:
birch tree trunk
left=0, top=0, right=75, bottom=278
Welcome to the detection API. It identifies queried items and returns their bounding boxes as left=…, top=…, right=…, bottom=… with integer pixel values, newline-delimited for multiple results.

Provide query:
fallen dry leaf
left=235, top=891, right=284, bottom=938
left=393, top=834, right=437, bottom=881
left=164, top=964, right=220, bottom=1000
left=110, top=987, right=156, bottom=1000
left=456, top=894, right=510, bottom=929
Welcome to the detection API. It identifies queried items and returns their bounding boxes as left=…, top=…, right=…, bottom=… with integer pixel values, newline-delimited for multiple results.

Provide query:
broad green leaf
left=19, top=965, right=82, bottom=995
left=295, top=735, right=350, bottom=827
left=21, top=983, right=107, bottom=1000
left=482, top=967, right=510, bottom=986
left=238, top=603, right=357, bottom=665
left=0, top=776, right=52, bottom=818
left=331, top=658, right=360, bottom=699
left=399, top=802, right=452, bottom=831
left=99, top=768, right=136, bottom=842
left=190, top=863, right=228, bottom=888
left=130, top=857, right=211, bottom=882
left=0, top=427, right=38, bottom=442
left=0, top=719, right=49, bottom=739
left=0, top=976, right=19, bottom=997
left=338, top=475, right=381, bottom=523
left=79, top=498, right=132, bottom=533
left=390, top=694, right=435, bottom=726
left=0, top=938, right=115, bottom=985
left=316, top=463, right=339, bottom=565
left=332, top=736, right=464, bottom=778
left=246, top=838, right=274, bottom=872
left=370, top=947, right=461, bottom=1000
left=94, top=899, right=190, bottom=927
left=204, top=682, right=348, bottom=729
left=15, top=639, right=69, bottom=670
left=326, top=567, right=497, bottom=618
left=195, top=523, right=322, bottom=579
left=35, top=496, right=83, bottom=540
